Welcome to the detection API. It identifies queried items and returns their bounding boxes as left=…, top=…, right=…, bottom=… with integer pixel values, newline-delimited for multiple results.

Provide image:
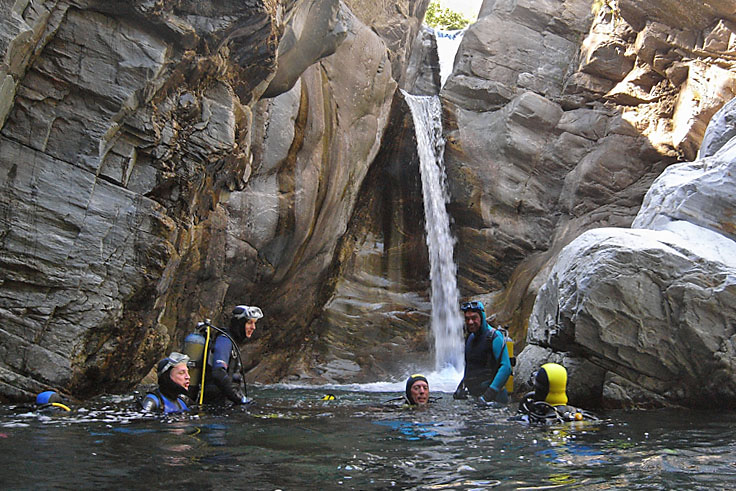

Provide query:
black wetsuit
left=461, top=326, right=512, bottom=399
left=198, top=331, right=246, bottom=404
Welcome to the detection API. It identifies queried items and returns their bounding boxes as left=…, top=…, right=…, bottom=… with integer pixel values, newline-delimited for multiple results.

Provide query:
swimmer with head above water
left=375, top=374, right=438, bottom=409
left=185, top=305, right=263, bottom=406
left=405, top=374, right=430, bottom=406
left=140, top=352, right=191, bottom=414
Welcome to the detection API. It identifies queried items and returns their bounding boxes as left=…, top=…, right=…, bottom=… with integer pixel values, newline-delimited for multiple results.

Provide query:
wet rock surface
left=2, top=0, right=735, bottom=407
left=0, top=0, right=428, bottom=400
left=518, top=100, right=736, bottom=408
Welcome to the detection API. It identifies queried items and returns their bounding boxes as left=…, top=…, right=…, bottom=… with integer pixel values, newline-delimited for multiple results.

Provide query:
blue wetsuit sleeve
left=211, top=335, right=244, bottom=403
left=212, top=336, right=232, bottom=369
left=489, top=331, right=512, bottom=393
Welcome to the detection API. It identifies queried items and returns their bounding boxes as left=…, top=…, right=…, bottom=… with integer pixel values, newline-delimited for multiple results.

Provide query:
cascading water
left=403, top=92, right=465, bottom=387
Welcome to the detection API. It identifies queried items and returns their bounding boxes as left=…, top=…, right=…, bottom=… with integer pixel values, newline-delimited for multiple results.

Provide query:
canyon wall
left=2, top=0, right=735, bottom=407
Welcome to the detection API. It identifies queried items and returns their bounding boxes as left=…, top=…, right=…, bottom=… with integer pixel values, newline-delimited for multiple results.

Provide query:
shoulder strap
left=487, top=327, right=499, bottom=363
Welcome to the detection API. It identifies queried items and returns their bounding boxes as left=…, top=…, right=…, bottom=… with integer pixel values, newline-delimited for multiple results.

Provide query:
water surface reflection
left=1, top=387, right=734, bottom=489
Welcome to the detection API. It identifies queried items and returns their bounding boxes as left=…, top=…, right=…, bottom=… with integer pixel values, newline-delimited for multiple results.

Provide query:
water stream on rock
left=403, top=92, right=464, bottom=385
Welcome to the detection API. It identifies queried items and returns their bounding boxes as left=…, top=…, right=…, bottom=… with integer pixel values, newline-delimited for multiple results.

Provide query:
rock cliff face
left=1, top=0, right=735, bottom=406
left=0, top=0, right=285, bottom=399
left=442, top=0, right=736, bottom=407
left=457, top=0, right=736, bottom=407
left=0, top=0, right=429, bottom=400
left=518, top=102, right=736, bottom=409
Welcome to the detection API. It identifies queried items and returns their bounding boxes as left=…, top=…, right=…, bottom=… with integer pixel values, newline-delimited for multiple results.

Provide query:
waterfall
left=403, top=92, right=465, bottom=377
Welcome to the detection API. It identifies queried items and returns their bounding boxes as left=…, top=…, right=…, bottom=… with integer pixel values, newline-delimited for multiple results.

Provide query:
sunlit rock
left=524, top=227, right=736, bottom=408
left=671, top=62, right=736, bottom=161
left=633, top=140, right=736, bottom=243
left=519, top=96, right=736, bottom=409
left=444, top=0, right=736, bottom=364
left=699, top=95, right=736, bottom=159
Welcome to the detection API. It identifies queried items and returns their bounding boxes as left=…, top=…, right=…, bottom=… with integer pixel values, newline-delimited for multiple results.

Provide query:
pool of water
left=1, top=386, right=735, bottom=489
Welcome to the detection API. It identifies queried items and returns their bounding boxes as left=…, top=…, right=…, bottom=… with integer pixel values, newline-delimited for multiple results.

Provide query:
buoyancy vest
left=200, top=333, right=244, bottom=403
left=464, top=327, right=502, bottom=395
left=143, top=390, right=189, bottom=414
left=518, top=391, right=597, bottom=424
left=207, top=334, right=241, bottom=379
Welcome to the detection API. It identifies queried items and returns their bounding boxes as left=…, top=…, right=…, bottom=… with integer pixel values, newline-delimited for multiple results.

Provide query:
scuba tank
left=185, top=319, right=248, bottom=404
left=182, top=330, right=206, bottom=395
left=499, top=327, right=515, bottom=394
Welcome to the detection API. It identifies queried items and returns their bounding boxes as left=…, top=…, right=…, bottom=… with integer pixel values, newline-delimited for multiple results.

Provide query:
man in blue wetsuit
left=453, top=300, right=512, bottom=403
left=140, top=352, right=191, bottom=413
left=199, top=305, right=263, bottom=405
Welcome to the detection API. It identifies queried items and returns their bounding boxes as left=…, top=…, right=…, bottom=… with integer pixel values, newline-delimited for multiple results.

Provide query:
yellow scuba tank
left=502, top=327, right=515, bottom=394
left=541, top=362, right=568, bottom=406
left=183, top=330, right=206, bottom=393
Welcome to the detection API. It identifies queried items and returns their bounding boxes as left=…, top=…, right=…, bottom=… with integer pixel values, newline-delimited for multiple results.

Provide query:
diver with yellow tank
left=516, top=363, right=597, bottom=424
left=182, top=305, right=263, bottom=406
left=453, top=300, right=513, bottom=404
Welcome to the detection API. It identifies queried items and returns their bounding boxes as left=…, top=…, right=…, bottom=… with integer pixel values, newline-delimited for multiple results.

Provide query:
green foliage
left=424, top=1, right=471, bottom=30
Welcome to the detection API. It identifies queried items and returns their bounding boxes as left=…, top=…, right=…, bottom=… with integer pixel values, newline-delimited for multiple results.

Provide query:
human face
left=169, top=362, right=190, bottom=390
left=464, top=311, right=482, bottom=333
left=245, top=318, right=258, bottom=338
left=410, top=380, right=429, bottom=405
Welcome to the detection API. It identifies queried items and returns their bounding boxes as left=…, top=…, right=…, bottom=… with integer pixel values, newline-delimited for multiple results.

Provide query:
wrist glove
left=453, top=386, right=468, bottom=400
left=481, top=387, right=498, bottom=403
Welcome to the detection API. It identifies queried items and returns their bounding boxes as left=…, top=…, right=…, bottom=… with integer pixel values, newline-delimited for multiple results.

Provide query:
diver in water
left=516, top=363, right=597, bottom=424
left=405, top=374, right=430, bottom=406
left=190, top=305, right=263, bottom=405
left=453, top=300, right=512, bottom=403
left=378, top=374, right=436, bottom=409
left=140, top=352, right=191, bottom=414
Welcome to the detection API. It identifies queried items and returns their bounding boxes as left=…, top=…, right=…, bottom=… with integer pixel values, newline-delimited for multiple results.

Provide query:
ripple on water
left=0, top=390, right=735, bottom=489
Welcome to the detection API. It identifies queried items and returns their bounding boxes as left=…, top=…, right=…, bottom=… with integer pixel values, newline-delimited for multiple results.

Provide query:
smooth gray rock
left=403, top=26, right=440, bottom=96
left=633, top=138, right=736, bottom=243
left=263, top=0, right=351, bottom=98
left=218, top=2, right=417, bottom=382
left=699, top=96, right=736, bottom=159
left=524, top=227, right=736, bottom=408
